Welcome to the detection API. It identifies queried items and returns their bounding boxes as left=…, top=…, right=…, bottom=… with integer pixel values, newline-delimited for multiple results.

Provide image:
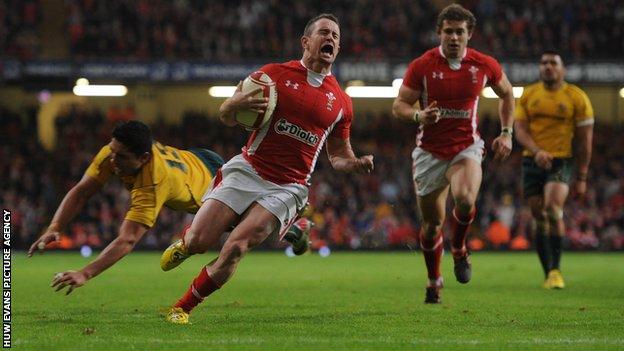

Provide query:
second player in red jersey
left=392, top=4, right=515, bottom=304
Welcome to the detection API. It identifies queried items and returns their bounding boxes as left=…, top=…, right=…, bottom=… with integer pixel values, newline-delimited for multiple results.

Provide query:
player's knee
left=454, top=192, right=477, bottom=212
left=422, top=222, right=443, bottom=239
left=545, top=205, right=563, bottom=222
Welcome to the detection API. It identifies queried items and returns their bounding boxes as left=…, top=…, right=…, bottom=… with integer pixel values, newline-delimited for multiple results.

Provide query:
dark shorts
left=189, top=148, right=225, bottom=176
left=522, top=157, right=573, bottom=198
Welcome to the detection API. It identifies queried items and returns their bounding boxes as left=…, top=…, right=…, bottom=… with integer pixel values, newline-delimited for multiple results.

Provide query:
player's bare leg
left=527, top=195, right=551, bottom=287
left=168, top=203, right=278, bottom=323
left=543, top=182, right=569, bottom=289
left=446, top=158, right=482, bottom=283
left=417, top=185, right=449, bottom=303
left=161, top=199, right=239, bottom=271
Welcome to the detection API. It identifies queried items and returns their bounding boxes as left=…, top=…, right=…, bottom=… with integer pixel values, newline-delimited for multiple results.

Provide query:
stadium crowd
left=2, top=104, right=623, bottom=252
left=3, top=0, right=624, bottom=60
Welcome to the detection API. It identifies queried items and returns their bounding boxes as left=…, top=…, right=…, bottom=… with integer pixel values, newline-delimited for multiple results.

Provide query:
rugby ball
left=236, top=71, right=277, bottom=130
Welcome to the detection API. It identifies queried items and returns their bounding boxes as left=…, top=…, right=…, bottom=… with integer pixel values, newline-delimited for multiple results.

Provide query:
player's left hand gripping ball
left=235, top=71, right=278, bottom=130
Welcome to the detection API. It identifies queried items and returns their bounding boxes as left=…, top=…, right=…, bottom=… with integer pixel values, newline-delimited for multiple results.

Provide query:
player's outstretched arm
left=218, top=81, right=267, bottom=127
left=490, top=73, right=515, bottom=161
left=51, top=219, right=149, bottom=295
left=28, top=175, right=102, bottom=257
left=326, top=136, right=374, bottom=174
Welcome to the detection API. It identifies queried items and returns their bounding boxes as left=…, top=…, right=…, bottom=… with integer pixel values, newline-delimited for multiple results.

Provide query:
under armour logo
left=469, top=66, right=479, bottom=83
left=285, top=80, right=299, bottom=90
left=432, top=71, right=444, bottom=79
left=326, top=92, right=336, bottom=111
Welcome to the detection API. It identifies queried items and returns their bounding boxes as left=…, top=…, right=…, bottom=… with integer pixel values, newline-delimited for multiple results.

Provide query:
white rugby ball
left=236, top=71, right=277, bottom=130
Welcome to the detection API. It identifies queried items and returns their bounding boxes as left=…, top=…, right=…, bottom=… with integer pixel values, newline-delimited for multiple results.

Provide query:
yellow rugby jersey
left=85, top=142, right=214, bottom=227
left=515, top=82, right=594, bottom=158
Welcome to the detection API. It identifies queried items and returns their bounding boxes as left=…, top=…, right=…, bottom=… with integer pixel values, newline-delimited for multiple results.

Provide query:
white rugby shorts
left=202, top=154, right=308, bottom=237
left=411, top=139, right=485, bottom=196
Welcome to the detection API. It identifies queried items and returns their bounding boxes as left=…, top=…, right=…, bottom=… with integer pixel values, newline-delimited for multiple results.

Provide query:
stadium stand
left=3, top=1, right=623, bottom=60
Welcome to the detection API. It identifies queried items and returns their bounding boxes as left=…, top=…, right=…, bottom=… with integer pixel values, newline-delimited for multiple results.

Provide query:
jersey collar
left=299, top=60, right=331, bottom=88
left=438, top=45, right=467, bottom=71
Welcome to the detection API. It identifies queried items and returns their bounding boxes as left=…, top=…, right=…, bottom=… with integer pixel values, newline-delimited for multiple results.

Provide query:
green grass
left=12, top=251, right=624, bottom=350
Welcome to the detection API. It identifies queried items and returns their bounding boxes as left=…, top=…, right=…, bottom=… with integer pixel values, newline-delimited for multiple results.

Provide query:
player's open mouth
left=320, top=44, right=334, bottom=57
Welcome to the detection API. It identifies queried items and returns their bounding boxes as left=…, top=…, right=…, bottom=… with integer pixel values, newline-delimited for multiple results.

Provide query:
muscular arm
left=575, top=124, right=593, bottom=177
left=514, top=119, right=540, bottom=154
left=51, top=219, right=149, bottom=294
left=52, top=220, right=149, bottom=294
left=392, top=84, right=421, bottom=121
left=489, top=73, right=515, bottom=161
left=490, top=72, right=515, bottom=129
left=80, top=219, right=149, bottom=280
left=515, top=118, right=554, bottom=169
left=28, top=175, right=102, bottom=256
left=326, top=136, right=374, bottom=173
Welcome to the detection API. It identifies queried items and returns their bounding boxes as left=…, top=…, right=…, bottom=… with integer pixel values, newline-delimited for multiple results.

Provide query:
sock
left=534, top=220, right=550, bottom=277
left=420, top=231, right=443, bottom=284
left=549, top=235, right=562, bottom=271
left=175, top=266, right=221, bottom=313
left=451, top=207, right=476, bottom=255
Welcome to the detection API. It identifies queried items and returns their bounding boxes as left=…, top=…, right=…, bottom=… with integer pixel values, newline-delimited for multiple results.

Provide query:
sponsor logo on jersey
left=275, top=119, right=320, bottom=146
left=439, top=108, right=471, bottom=119
left=432, top=71, right=444, bottom=79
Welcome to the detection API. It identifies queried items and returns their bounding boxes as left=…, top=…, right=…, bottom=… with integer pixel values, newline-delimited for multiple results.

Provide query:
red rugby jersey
left=242, top=60, right=353, bottom=185
left=403, top=46, right=503, bottom=160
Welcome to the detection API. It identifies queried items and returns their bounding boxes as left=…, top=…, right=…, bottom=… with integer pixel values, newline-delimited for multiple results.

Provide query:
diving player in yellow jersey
left=27, top=121, right=225, bottom=294
left=515, top=51, right=594, bottom=289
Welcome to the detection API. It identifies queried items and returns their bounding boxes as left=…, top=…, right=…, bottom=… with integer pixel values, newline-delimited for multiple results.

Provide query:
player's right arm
left=218, top=81, right=267, bottom=126
left=27, top=175, right=102, bottom=256
left=514, top=88, right=553, bottom=169
left=392, top=84, right=439, bottom=125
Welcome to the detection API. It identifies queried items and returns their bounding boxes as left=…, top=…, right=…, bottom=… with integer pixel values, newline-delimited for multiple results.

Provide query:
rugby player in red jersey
left=161, top=13, right=374, bottom=324
left=392, top=4, right=514, bottom=303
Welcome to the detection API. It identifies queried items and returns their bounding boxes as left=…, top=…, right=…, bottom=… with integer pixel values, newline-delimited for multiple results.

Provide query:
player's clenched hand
left=51, top=270, right=89, bottom=295
left=534, top=150, right=553, bottom=170
left=418, top=101, right=441, bottom=125
left=228, top=81, right=269, bottom=114
left=491, top=134, right=513, bottom=162
left=355, top=155, right=374, bottom=174
left=572, top=179, right=587, bottom=200
left=27, top=227, right=61, bottom=257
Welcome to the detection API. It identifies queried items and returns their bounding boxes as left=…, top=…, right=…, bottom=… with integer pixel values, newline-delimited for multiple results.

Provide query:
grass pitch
left=12, top=251, right=624, bottom=350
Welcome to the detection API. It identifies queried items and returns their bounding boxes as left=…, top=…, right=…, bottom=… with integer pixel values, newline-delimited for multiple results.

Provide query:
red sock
left=420, top=231, right=443, bottom=281
left=179, top=224, right=191, bottom=245
left=451, top=207, right=476, bottom=255
left=175, top=266, right=221, bottom=313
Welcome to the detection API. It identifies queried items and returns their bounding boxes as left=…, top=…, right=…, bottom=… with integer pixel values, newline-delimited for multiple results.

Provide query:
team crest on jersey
left=432, top=71, right=444, bottom=79
left=469, top=66, right=479, bottom=83
left=326, top=92, right=336, bottom=111
left=558, top=103, right=567, bottom=114
left=275, top=118, right=320, bottom=146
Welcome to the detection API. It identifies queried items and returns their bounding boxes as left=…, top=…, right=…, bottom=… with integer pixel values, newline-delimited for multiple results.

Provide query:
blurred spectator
left=4, top=1, right=624, bottom=61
